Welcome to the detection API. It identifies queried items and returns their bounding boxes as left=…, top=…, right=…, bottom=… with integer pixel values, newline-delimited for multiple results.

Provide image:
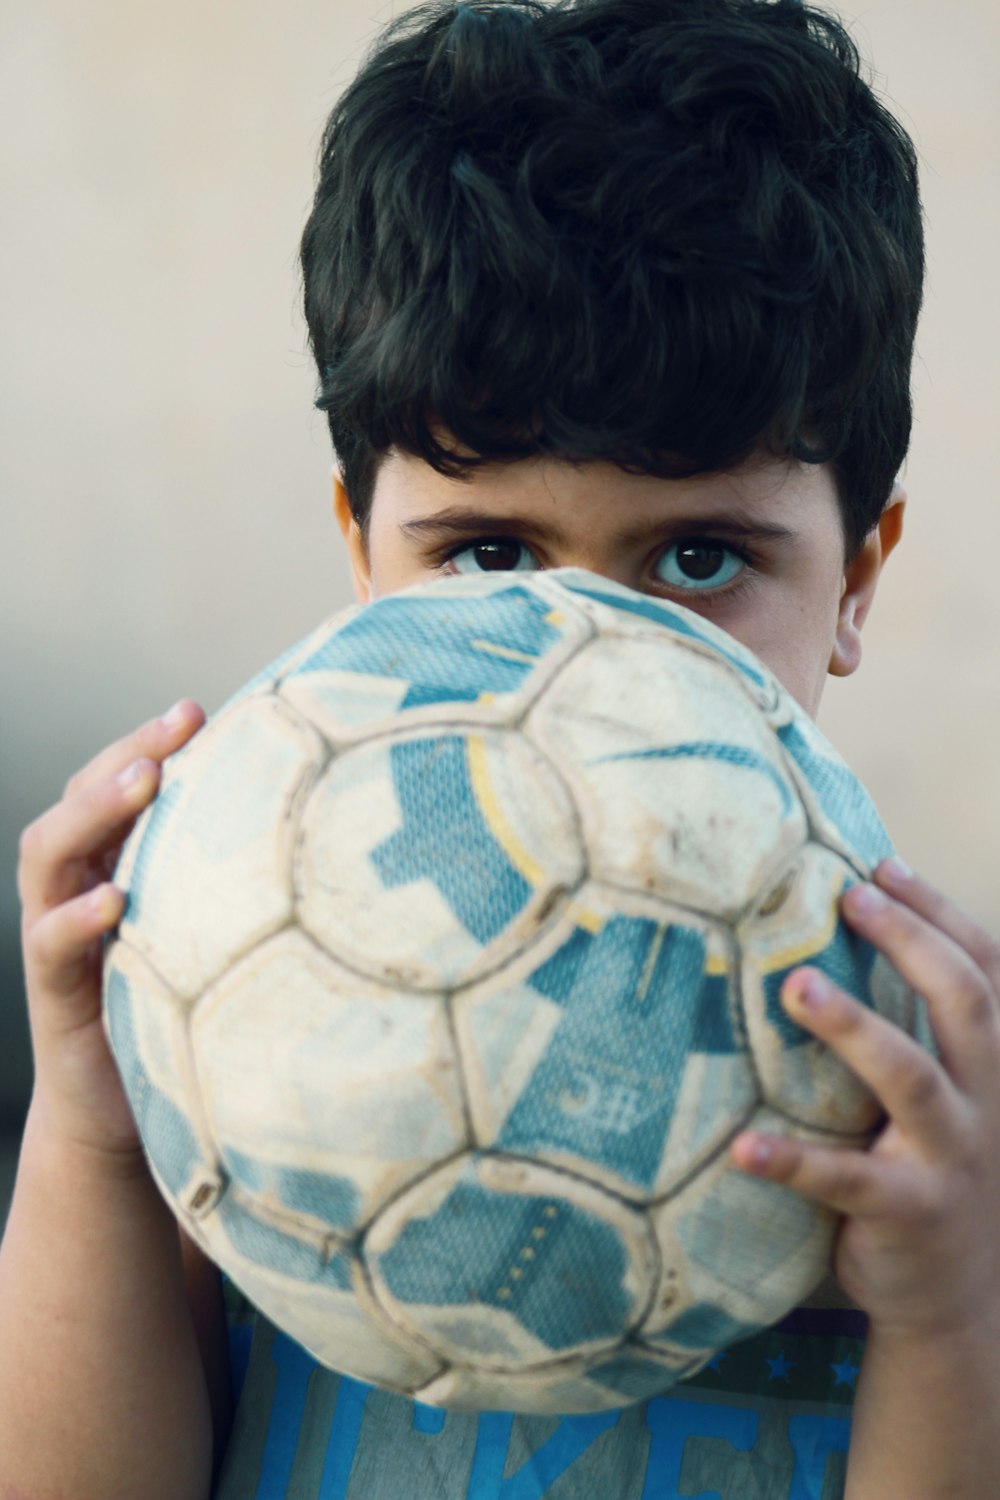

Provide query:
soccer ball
left=103, top=567, right=917, bottom=1414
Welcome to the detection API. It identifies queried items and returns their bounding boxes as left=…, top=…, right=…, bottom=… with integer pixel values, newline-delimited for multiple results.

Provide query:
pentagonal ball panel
left=739, top=843, right=916, bottom=1134
left=279, top=578, right=592, bottom=742
left=102, top=941, right=221, bottom=1216
left=198, top=1195, right=443, bottom=1393
left=297, top=727, right=585, bottom=990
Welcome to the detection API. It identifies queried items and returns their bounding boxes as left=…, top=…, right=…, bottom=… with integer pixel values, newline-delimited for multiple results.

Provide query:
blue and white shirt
left=215, top=1281, right=862, bottom=1500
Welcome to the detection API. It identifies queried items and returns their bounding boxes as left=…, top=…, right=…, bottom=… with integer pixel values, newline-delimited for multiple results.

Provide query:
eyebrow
left=398, top=506, right=799, bottom=548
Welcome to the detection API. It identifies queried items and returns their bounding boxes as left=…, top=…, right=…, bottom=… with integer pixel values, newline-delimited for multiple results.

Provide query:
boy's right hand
left=17, top=701, right=205, bottom=1163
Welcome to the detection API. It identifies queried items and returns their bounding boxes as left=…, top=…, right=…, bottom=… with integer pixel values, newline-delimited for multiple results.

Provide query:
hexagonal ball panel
left=453, top=885, right=757, bottom=1201
left=297, top=726, right=585, bottom=990
left=766, top=698, right=895, bottom=873
left=644, top=1116, right=837, bottom=1355
left=525, top=632, right=806, bottom=918
left=365, top=1153, right=657, bottom=1371
left=115, top=695, right=324, bottom=998
left=544, top=569, right=781, bottom=712
left=191, top=931, right=468, bottom=1228
left=411, top=1356, right=640, bottom=1415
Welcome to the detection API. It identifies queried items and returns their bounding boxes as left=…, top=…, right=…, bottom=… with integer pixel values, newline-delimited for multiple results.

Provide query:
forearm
left=0, top=1102, right=213, bottom=1500
left=846, top=1319, right=1000, bottom=1498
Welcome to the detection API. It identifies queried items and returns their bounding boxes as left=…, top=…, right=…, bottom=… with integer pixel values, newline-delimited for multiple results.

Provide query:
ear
left=333, top=470, right=372, bottom=604
left=828, top=483, right=906, bottom=678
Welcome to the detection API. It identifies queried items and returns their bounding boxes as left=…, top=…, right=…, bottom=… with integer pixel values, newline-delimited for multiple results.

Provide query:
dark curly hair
left=300, top=0, right=924, bottom=558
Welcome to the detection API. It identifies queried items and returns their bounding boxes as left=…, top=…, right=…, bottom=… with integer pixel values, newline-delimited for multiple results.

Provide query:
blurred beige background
left=1, top=1, right=998, bottom=1200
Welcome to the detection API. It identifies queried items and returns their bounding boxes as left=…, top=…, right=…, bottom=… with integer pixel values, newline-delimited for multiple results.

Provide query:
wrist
left=846, top=1315, right=1000, bottom=1499
left=865, top=1309, right=1000, bottom=1373
left=23, top=1091, right=152, bottom=1186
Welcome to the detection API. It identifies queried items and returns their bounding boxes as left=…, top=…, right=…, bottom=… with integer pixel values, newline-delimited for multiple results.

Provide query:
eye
left=653, top=540, right=746, bottom=591
left=447, top=537, right=541, bottom=575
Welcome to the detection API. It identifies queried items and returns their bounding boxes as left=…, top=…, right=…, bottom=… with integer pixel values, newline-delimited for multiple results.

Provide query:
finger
left=731, top=1130, right=901, bottom=1219
left=782, top=968, right=963, bottom=1152
left=840, top=881, right=999, bottom=1093
left=62, top=700, right=204, bottom=801
left=875, top=857, right=1000, bottom=994
left=24, top=882, right=126, bottom=1003
left=18, top=758, right=162, bottom=917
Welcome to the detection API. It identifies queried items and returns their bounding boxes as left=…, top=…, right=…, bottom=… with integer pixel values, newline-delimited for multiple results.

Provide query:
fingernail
left=846, top=882, right=889, bottom=916
left=118, top=760, right=143, bottom=787
left=91, top=885, right=123, bottom=919
left=788, top=970, right=830, bottom=1009
left=161, top=701, right=187, bottom=729
left=880, top=856, right=913, bottom=884
left=741, top=1137, right=774, bottom=1173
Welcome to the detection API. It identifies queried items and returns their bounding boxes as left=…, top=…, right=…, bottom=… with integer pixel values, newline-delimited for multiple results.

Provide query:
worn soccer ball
left=103, top=567, right=918, bottom=1414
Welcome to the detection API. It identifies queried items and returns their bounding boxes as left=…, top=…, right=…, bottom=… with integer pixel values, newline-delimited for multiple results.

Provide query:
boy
left=4, top=0, right=999, bottom=1496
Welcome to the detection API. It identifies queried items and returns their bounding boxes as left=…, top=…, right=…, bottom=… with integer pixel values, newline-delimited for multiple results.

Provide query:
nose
left=549, top=549, right=637, bottom=592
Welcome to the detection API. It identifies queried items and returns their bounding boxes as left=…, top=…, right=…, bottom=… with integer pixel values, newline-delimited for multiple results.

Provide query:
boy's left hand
left=732, top=857, right=1000, bottom=1339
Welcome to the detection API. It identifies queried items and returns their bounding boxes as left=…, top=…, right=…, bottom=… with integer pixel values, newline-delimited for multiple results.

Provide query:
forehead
left=375, top=446, right=845, bottom=551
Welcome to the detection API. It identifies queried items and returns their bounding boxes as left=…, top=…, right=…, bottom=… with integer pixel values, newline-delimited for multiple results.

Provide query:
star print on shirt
left=765, top=1351, right=796, bottom=1382
left=830, top=1357, right=860, bottom=1389
left=704, top=1352, right=727, bottom=1373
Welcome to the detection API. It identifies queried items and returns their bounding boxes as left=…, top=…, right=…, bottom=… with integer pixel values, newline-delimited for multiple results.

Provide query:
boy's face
left=335, top=448, right=904, bottom=719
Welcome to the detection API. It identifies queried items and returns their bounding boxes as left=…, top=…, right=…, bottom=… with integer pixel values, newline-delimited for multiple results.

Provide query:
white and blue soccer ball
left=103, top=568, right=918, bottom=1414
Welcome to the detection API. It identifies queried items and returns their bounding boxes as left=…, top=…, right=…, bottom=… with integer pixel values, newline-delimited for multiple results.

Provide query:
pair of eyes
left=445, top=537, right=747, bottom=592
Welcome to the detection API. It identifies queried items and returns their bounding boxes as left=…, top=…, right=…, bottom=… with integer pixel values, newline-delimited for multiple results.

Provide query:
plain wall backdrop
left=2, top=0, right=998, bottom=1136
